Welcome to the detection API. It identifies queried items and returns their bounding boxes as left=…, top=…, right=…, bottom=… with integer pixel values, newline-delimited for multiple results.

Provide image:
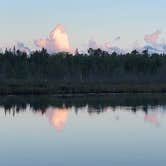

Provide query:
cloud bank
left=144, top=30, right=161, bottom=44
left=35, top=24, right=73, bottom=54
left=16, top=42, right=30, bottom=54
left=88, top=39, right=125, bottom=54
left=143, top=30, right=166, bottom=54
left=8, top=26, right=166, bottom=55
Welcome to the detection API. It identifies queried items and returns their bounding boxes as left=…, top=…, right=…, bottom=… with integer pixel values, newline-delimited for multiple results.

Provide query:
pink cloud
left=144, top=30, right=161, bottom=44
left=35, top=24, right=73, bottom=53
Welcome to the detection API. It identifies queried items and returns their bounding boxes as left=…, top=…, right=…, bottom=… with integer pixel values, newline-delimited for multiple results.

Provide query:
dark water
left=0, top=94, right=166, bottom=166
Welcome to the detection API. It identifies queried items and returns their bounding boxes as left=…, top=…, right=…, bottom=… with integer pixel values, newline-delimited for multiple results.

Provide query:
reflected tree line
left=1, top=94, right=166, bottom=116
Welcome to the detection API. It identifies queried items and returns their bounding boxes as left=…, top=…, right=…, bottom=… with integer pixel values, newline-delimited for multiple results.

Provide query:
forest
left=0, top=47, right=166, bottom=94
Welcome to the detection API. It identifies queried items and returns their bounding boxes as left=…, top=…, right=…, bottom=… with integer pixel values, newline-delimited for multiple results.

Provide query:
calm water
left=0, top=94, right=166, bottom=166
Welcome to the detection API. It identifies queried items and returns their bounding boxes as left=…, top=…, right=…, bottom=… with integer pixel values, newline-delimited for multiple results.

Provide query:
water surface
left=0, top=94, right=166, bottom=166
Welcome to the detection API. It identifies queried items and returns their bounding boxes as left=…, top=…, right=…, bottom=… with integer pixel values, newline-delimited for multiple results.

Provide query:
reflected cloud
left=144, top=113, right=159, bottom=126
left=45, top=108, right=69, bottom=132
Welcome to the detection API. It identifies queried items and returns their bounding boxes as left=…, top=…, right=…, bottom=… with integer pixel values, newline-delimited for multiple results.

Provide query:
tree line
left=0, top=47, right=166, bottom=94
left=0, top=48, right=165, bottom=83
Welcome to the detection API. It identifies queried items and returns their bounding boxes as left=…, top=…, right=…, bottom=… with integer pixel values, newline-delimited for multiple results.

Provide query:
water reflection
left=2, top=105, right=166, bottom=128
left=42, top=105, right=165, bottom=130
left=1, top=94, right=166, bottom=130
left=45, top=108, right=69, bottom=131
left=144, top=113, right=159, bottom=126
left=0, top=95, right=166, bottom=166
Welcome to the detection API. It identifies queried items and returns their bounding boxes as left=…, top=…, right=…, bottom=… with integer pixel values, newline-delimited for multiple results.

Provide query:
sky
left=0, top=0, right=166, bottom=53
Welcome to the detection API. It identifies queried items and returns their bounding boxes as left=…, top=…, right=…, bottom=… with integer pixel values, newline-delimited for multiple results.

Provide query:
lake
left=0, top=94, right=166, bottom=166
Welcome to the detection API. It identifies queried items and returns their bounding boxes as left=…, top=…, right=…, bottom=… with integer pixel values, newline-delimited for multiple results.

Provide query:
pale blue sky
left=0, top=0, right=166, bottom=50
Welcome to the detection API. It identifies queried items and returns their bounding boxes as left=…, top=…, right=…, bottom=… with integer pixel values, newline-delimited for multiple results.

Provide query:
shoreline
left=0, top=83, right=166, bottom=95
left=1, top=93, right=166, bottom=111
